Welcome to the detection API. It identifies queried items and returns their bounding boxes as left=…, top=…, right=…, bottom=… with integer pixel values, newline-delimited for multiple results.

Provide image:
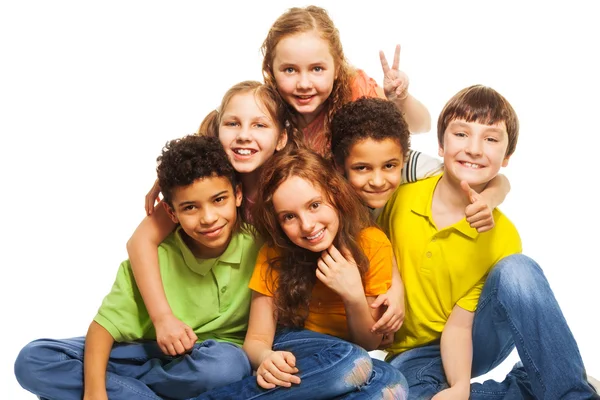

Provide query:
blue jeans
left=194, top=329, right=408, bottom=399
left=14, top=337, right=251, bottom=400
left=389, top=254, right=599, bottom=400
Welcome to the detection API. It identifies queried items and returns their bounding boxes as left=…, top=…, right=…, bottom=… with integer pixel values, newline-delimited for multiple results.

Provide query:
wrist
left=150, top=309, right=175, bottom=324
left=450, top=380, right=470, bottom=395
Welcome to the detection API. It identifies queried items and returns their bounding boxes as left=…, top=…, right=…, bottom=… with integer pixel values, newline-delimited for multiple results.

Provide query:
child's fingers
left=392, top=44, right=401, bottom=70
left=158, top=342, right=169, bottom=355
left=257, top=374, right=276, bottom=389
left=371, top=308, right=394, bottom=332
left=185, top=326, right=198, bottom=346
left=165, top=343, right=178, bottom=357
left=261, top=368, right=294, bottom=388
left=370, top=294, right=388, bottom=309
left=475, top=222, right=495, bottom=233
left=180, top=335, right=193, bottom=352
left=173, top=340, right=186, bottom=355
left=379, top=50, right=390, bottom=74
left=325, top=245, right=343, bottom=262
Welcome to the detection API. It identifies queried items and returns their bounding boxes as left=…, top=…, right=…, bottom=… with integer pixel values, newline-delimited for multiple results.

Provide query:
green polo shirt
left=94, top=225, right=260, bottom=346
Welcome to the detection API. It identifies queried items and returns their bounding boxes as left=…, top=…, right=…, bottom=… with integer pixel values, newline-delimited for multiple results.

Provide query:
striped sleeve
left=401, top=150, right=444, bottom=184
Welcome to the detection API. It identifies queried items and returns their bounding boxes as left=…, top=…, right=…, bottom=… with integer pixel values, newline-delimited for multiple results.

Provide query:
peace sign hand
left=379, top=44, right=410, bottom=102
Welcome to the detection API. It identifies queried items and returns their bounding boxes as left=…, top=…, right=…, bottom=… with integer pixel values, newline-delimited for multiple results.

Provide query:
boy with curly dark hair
left=15, top=135, right=261, bottom=400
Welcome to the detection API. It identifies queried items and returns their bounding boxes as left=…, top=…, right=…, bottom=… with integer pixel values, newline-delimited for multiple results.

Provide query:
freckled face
left=344, top=138, right=404, bottom=209
left=272, top=176, right=339, bottom=253
left=272, top=31, right=336, bottom=125
left=440, top=119, right=510, bottom=191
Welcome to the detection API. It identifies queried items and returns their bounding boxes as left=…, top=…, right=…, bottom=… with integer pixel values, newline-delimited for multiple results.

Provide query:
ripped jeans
left=194, top=329, right=408, bottom=399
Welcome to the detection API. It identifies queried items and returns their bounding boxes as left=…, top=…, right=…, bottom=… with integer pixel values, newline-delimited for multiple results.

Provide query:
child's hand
left=316, top=245, right=363, bottom=300
left=461, top=181, right=495, bottom=233
left=379, top=44, right=410, bottom=102
left=154, top=313, right=198, bottom=356
left=145, top=179, right=162, bottom=216
left=256, top=350, right=301, bottom=389
left=370, top=291, right=405, bottom=336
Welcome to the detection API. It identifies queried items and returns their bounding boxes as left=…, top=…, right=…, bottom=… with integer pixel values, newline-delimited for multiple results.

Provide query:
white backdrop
left=2, top=1, right=598, bottom=397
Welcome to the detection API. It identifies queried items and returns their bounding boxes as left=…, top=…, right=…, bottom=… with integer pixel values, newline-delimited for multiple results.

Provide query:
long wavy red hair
left=252, top=146, right=373, bottom=327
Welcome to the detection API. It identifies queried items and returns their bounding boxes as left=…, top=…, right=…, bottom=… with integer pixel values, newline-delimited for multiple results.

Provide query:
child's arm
left=379, top=45, right=431, bottom=133
left=434, top=305, right=474, bottom=400
left=462, top=175, right=511, bottom=233
left=318, top=245, right=383, bottom=351
left=370, top=257, right=404, bottom=339
left=126, top=203, right=197, bottom=355
left=243, top=292, right=300, bottom=389
left=83, top=321, right=114, bottom=400
left=401, top=150, right=444, bottom=184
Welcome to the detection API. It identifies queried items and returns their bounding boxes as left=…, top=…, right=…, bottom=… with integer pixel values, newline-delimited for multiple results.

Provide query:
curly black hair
left=330, top=97, right=410, bottom=167
left=156, top=135, right=238, bottom=207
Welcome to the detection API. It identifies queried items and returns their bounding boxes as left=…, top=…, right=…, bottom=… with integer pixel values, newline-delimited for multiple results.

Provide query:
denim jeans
left=14, top=337, right=251, bottom=400
left=194, top=329, right=408, bottom=399
left=389, top=254, right=599, bottom=400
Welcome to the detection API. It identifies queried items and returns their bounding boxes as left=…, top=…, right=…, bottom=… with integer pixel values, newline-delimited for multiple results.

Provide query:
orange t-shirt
left=302, top=69, right=382, bottom=156
left=248, top=227, right=392, bottom=341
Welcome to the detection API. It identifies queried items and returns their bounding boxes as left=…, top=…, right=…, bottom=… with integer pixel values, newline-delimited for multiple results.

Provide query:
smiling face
left=165, top=176, right=242, bottom=259
left=440, top=119, right=510, bottom=191
left=218, top=91, right=287, bottom=174
left=272, top=175, right=339, bottom=253
left=344, top=138, right=404, bottom=209
left=272, top=30, right=336, bottom=126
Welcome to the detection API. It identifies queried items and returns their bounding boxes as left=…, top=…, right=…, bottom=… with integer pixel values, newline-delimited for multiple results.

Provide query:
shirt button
left=221, top=287, right=227, bottom=293
left=426, top=251, right=432, bottom=258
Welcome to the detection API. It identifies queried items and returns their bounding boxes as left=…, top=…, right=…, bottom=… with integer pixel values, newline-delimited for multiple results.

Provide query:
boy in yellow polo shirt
left=15, top=135, right=260, bottom=400
left=379, top=85, right=598, bottom=399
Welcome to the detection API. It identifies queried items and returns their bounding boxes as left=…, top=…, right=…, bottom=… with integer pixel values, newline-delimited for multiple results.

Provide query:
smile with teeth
left=460, top=161, right=483, bottom=169
left=305, top=228, right=325, bottom=241
left=233, top=148, right=256, bottom=156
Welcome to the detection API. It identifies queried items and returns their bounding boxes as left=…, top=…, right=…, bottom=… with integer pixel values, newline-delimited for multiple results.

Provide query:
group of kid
left=15, top=5, right=598, bottom=400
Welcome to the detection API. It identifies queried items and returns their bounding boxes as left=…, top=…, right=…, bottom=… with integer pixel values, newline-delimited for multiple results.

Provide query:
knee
left=192, top=342, right=251, bottom=390
left=14, top=339, right=54, bottom=391
left=338, top=344, right=373, bottom=389
left=379, top=366, right=409, bottom=400
left=491, top=254, right=549, bottom=301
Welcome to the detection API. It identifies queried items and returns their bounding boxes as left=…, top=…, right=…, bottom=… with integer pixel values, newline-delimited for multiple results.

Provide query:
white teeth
left=306, top=228, right=324, bottom=240
left=463, top=162, right=481, bottom=169
left=235, top=149, right=252, bottom=155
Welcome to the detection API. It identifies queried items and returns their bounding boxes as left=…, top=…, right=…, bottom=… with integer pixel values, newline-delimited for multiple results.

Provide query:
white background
left=2, top=1, right=598, bottom=397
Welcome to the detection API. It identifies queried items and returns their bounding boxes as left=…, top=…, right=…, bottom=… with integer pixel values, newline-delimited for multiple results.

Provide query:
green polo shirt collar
left=410, top=174, right=478, bottom=239
left=174, top=227, right=243, bottom=276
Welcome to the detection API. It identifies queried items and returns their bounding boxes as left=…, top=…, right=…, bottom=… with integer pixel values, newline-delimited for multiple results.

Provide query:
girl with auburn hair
left=261, top=5, right=431, bottom=155
left=193, top=147, right=408, bottom=399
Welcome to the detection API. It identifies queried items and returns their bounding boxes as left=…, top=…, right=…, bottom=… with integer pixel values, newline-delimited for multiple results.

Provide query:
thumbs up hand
left=461, top=181, right=495, bottom=233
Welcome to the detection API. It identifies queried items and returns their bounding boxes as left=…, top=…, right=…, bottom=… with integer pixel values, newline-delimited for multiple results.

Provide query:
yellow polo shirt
left=377, top=174, right=522, bottom=356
